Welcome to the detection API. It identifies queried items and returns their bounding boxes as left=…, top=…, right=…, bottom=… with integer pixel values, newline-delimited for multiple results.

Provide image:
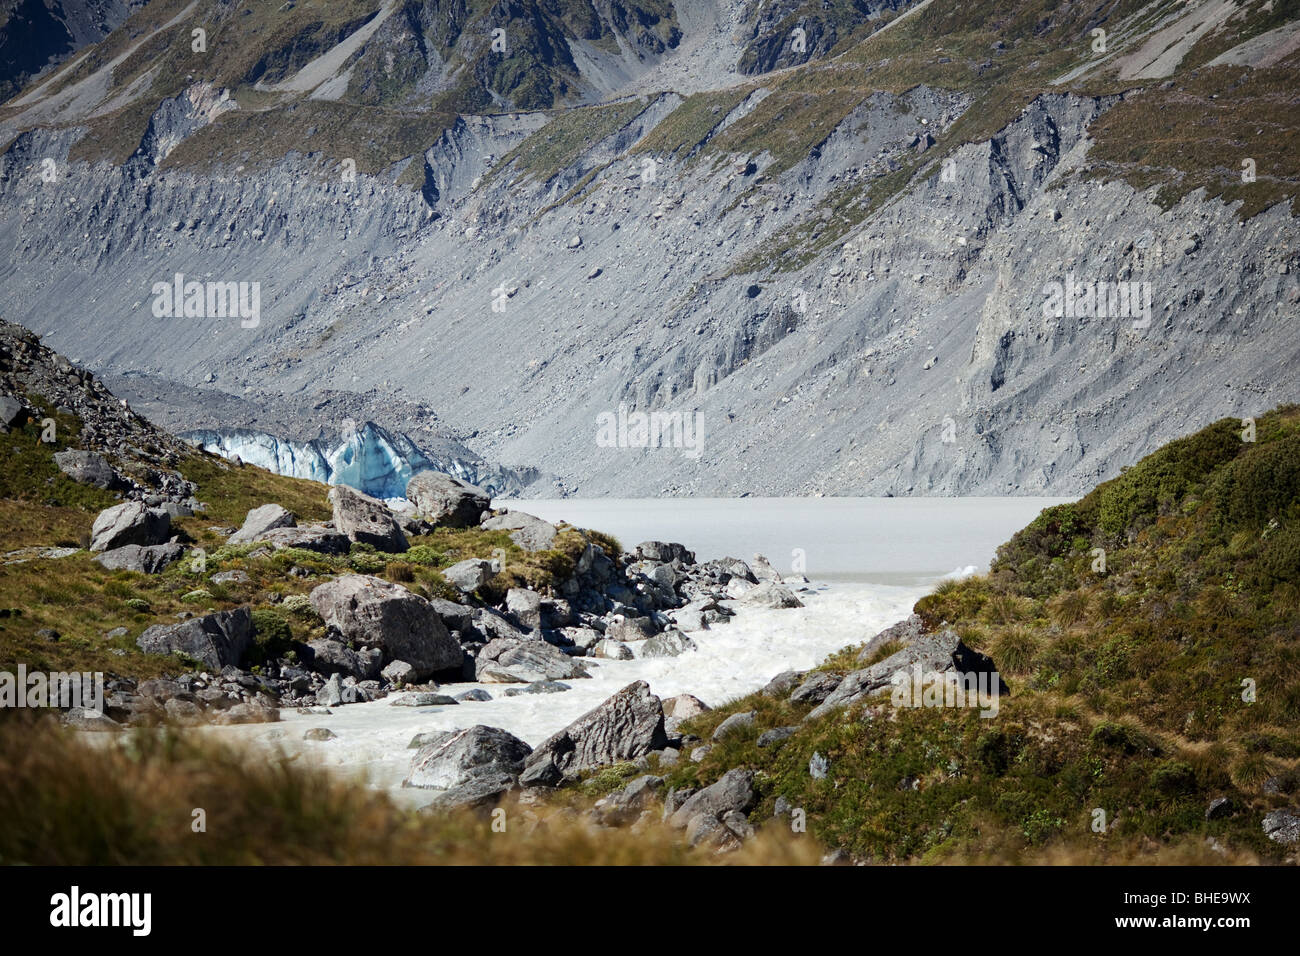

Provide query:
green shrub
left=249, top=608, right=296, bottom=666
left=406, top=545, right=442, bottom=566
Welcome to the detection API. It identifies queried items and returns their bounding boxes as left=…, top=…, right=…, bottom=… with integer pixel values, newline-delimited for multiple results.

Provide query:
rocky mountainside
left=0, top=0, right=145, bottom=103
left=0, top=0, right=1297, bottom=496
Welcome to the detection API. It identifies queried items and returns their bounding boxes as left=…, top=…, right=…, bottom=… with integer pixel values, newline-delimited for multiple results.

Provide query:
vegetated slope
left=0, top=0, right=1296, bottom=496
left=0, top=0, right=145, bottom=104
left=653, top=406, right=1300, bottom=863
left=0, top=319, right=571, bottom=679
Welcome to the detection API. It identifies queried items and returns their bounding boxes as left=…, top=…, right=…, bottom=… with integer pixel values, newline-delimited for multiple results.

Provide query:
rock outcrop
left=309, top=574, right=460, bottom=681
left=522, top=681, right=668, bottom=786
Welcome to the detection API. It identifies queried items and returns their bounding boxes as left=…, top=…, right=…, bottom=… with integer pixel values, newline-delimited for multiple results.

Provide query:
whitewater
left=208, top=496, right=1065, bottom=800
left=213, top=580, right=923, bottom=803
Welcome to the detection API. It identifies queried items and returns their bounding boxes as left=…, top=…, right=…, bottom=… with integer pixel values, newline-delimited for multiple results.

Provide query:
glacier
left=183, top=421, right=540, bottom=500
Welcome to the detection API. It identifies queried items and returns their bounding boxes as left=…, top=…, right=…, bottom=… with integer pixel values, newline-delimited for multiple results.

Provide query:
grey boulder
left=328, top=485, right=408, bottom=552
left=806, top=629, right=1004, bottom=721
left=442, top=558, right=497, bottom=593
left=635, top=541, right=694, bottom=563
left=640, top=629, right=697, bottom=658
left=136, top=607, right=253, bottom=670
left=505, top=587, right=543, bottom=629
left=89, top=501, right=171, bottom=552
left=857, top=614, right=926, bottom=663
left=711, top=711, right=755, bottom=740
left=482, top=511, right=558, bottom=551
left=309, top=574, right=460, bottom=681
left=521, top=680, right=667, bottom=786
left=229, top=504, right=296, bottom=545
left=257, top=524, right=350, bottom=554
left=736, top=579, right=804, bottom=608
left=53, top=449, right=125, bottom=490
left=406, top=471, right=490, bottom=528
left=94, top=542, right=185, bottom=574
left=475, top=639, right=590, bottom=683
left=307, top=638, right=382, bottom=680
left=1263, top=809, right=1300, bottom=845
left=404, top=724, right=532, bottom=791
left=668, top=768, right=756, bottom=829
left=592, top=775, right=664, bottom=826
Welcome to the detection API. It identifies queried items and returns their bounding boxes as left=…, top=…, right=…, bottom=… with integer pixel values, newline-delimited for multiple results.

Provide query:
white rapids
left=211, top=581, right=924, bottom=802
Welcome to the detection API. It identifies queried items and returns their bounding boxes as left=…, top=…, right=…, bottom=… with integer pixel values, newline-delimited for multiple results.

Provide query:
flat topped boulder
left=482, top=511, right=557, bottom=551
left=521, top=680, right=667, bottom=786
left=94, top=542, right=185, bottom=574
left=635, top=541, right=695, bottom=564
left=309, top=574, right=459, bottom=681
left=328, top=485, right=408, bottom=552
left=257, top=525, right=349, bottom=554
left=137, top=607, right=253, bottom=670
left=229, top=503, right=296, bottom=545
left=475, top=638, right=590, bottom=683
left=90, top=500, right=171, bottom=552
left=406, top=471, right=490, bottom=528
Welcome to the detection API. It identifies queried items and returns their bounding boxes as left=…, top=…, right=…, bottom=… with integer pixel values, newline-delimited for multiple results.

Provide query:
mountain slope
left=0, top=0, right=1296, bottom=496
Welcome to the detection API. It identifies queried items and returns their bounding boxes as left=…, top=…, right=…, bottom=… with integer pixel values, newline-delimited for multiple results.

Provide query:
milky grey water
left=495, top=497, right=1069, bottom=587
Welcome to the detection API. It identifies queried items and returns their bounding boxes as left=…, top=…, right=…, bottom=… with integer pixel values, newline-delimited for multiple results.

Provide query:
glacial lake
left=496, top=497, right=1070, bottom=587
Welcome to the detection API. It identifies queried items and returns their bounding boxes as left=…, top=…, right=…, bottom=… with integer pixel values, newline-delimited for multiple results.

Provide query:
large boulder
left=404, top=725, right=532, bottom=791
left=663, top=694, right=710, bottom=719
left=641, top=629, right=697, bottom=658
left=750, top=554, right=783, bottom=583
left=635, top=541, right=694, bottom=564
left=857, top=614, right=926, bottom=663
left=328, top=485, right=408, bottom=552
left=428, top=598, right=474, bottom=633
left=53, top=449, right=125, bottom=490
left=89, top=501, right=171, bottom=552
left=257, top=525, right=350, bottom=554
left=475, top=639, right=590, bottom=683
left=406, top=472, right=490, bottom=528
left=306, top=638, right=382, bottom=680
left=136, top=607, right=254, bottom=670
left=309, top=574, right=460, bottom=681
left=806, top=629, right=1005, bottom=721
left=592, top=775, right=664, bottom=826
left=229, top=504, right=296, bottom=545
left=482, top=511, right=557, bottom=551
left=442, top=558, right=497, bottom=593
left=606, top=616, right=656, bottom=642
left=504, top=587, right=543, bottom=629
left=736, top=579, right=803, bottom=608
left=521, top=681, right=667, bottom=786
left=0, top=395, right=26, bottom=431
left=668, top=768, right=756, bottom=829
left=94, top=543, right=186, bottom=574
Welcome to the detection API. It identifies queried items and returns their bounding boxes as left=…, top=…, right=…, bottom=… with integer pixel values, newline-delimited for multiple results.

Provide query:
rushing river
left=215, top=496, right=1067, bottom=797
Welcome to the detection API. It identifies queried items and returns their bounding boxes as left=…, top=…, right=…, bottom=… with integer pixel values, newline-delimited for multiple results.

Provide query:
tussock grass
left=0, top=718, right=820, bottom=865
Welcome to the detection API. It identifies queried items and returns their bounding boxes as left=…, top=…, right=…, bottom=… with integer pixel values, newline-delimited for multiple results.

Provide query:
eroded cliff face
left=0, top=0, right=1296, bottom=497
